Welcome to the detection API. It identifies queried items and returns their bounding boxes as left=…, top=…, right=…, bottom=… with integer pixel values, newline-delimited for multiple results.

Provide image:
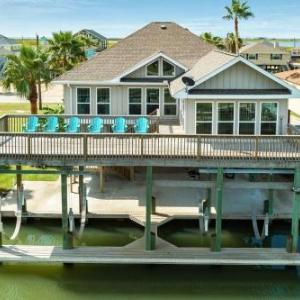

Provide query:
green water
left=0, top=219, right=300, bottom=300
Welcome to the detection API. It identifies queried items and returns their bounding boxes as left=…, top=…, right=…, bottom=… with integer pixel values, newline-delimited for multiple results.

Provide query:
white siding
left=195, top=62, right=285, bottom=90
left=184, top=98, right=289, bottom=135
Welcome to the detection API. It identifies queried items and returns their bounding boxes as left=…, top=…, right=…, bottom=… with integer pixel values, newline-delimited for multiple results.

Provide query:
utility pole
left=36, top=34, right=43, bottom=111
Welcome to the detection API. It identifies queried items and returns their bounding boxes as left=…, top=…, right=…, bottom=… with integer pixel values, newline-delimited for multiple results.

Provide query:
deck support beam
left=78, top=166, right=86, bottom=214
left=99, top=167, right=104, bottom=193
left=145, top=166, right=155, bottom=250
left=61, top=173, right=73, bottom=249
left=213, top=168, right=224, bottom=252
left=268, top=174, right=274, bottom=216
left=291, top=168, right=300, bottom=253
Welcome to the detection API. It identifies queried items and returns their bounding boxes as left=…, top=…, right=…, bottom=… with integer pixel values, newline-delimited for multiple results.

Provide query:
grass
left=0, top=166, right=58, bottom=192
left=0, top=102, right=60, bottom=192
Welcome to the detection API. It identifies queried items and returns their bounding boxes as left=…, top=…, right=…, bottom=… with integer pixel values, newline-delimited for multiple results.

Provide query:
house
left=0, top=34, right=17, bottom=49
left=75, top=29, right=107, bottom=52
left=290, top=48, right=300, bottom=69
left=54, top=22, right=299, bottom=136
left=240, top=41, right=290, bottom=73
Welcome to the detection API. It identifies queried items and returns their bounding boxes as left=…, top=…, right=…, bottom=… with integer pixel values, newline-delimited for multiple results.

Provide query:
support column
left=16, top=165, right=22, bottom=191
left=61, top=172, right=73, bottom=249
left=99, top=167, right=104, bottom=193
left=207, top=173, right=212, bottom=215
left=214, top=168, right=224, bottom=252
left=268, top=174, right=274, bottom=216
left=145, top=166, right=155, bottom=250
left=291, top=168, right=300, bottom=253
left=78, top=166, right=85, bottom=213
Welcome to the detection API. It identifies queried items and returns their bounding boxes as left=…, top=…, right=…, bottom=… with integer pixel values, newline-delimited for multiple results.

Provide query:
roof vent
left=160, top=24, right=167, bottom=30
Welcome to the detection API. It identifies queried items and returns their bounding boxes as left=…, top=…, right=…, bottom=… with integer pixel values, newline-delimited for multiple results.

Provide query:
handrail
left=0, top=132, right=299, bottom=163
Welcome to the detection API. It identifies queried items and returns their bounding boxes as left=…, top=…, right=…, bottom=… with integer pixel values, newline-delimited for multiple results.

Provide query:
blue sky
left=0, top=0, right=299, bottom=38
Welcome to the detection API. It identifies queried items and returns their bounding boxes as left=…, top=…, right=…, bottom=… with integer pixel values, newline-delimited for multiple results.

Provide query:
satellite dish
left=182, top=76, right=195, bottom=87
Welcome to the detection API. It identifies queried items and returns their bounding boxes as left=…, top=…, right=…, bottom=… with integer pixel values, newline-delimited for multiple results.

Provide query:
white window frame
left=162, top=59, right=175, bottom=77
left=145, top=60, right=160, bottom=77
left=216, top=101, right=236, bottom=135
left=96, top=87, right=111, bottom=115
left=145, top=87, right=160, bottom=115
left=260, top=101, right=279, bottom=135
left=247, top=53, right=258, bottom=60
left=76, top=87, right=91, bottom=115
left=128, top=87, right=142, bottom=115
left=237, top=102, right=257, bottom=135
left=163, top=88, right=177, bottom=117
left=195, top=101, right=214, bottom=135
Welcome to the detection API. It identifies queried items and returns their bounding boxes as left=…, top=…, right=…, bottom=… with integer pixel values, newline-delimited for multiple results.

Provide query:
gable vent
left=160, top=24, right=167, bottom=30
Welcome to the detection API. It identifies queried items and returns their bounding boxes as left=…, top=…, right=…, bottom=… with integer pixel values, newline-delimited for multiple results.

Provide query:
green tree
left=48, top=31, right=95, bottom=75
left=224, top=32, right=243, bottom=53
left=200, top=32, right=225, bottom=50
left=223, top=0, right=254, bottom=53
left=1, top=45, right=51, bottom=114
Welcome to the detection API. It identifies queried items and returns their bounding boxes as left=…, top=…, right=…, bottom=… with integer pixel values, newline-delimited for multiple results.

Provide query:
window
left=77, top=88, right=90, bottom=114
left=163, top=89, right=177, bottom=116
left=239, top=103, right=256, bottom=134
left=247, top=53, right=258, bottom=60
left=147, top=60, right=159, bottom=76
left=261, top=103, right=278, bottom=135
left=162, top=60, right=175, bottom=76
left=196, top=103, right=213, bottom=134
left=270, top=54, right=283, bottom=60
left=97, top=88, right=110, bottom=115
left=129, top=88, right=142, bottom=115
left=218, top=103, right=234, bottom=134
left=146, top=88, right=159, bottom=114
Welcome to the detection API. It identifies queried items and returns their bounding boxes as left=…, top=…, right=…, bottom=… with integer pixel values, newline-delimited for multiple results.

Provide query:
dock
left=1, top=238, right=300, bottom=265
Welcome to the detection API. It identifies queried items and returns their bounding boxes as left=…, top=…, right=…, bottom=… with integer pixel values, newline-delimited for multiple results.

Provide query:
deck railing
left=0, top=133, right=299, bottom=163
left=0, top=114, right=160, bottom=133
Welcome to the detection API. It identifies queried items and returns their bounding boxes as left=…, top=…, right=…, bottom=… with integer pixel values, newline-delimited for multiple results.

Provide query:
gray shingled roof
left=56, top=22, right=214, bottom=83
left=169, top=50, right=237, bottom=96
left=240, top=41, right=287, bottom=55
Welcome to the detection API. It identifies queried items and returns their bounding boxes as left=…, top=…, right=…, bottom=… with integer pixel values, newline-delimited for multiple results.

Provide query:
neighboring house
left=75, top=29, right=107, bottom=53
left=0, top=34, right=17, bottom=49
left=53, top=22, right=299, bottom=135
left=240, top=41, right=290, bottom=73
left=290, top=48, right=300, bottom=69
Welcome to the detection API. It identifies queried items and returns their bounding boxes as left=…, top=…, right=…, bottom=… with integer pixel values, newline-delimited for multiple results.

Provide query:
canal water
left=0, top=218, right=300, bottom=300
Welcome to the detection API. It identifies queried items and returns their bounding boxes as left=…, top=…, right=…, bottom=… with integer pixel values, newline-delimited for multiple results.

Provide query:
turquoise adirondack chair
left=88, top=117, right=104, bottom=133
left=43, top=116, right=59, bottom=133
left=134, top=117, right=149, bottom=133
left=23, top=116, right=39, bottom=132
left=112, top=117, right=127, bottom=133
left=64, top=117, right=80, bottom=133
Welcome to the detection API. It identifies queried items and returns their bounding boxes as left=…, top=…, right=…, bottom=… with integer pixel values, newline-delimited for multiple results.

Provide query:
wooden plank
left=0, top=244, right=300, bottom=265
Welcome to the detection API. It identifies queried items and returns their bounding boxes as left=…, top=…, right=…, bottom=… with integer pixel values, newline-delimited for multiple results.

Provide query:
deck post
left=61, top=172, right=73, bottom=249
left=207, top=173, right=212, bottom=215
left=291, top=167, right=300, bottom=253
left=145, top=166, right=155, bottom=250
left=213, top=168, right=224, bottom=252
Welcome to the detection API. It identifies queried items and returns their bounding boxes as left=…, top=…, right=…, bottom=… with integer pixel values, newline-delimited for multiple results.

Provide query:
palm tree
left=224, top=32, right=243, bottom=53
left=223, top=0, right=254, bottom=53
left=200, top=32, right=225, bottom=50
left=48, top=31, right=94, bottom=75
left=1, top=45, right=51, bottom=114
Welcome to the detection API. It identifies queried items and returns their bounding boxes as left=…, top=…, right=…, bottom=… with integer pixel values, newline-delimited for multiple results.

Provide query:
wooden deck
left=1, top=240, right=300, bottom=265
left=0, top=133, right=300, bottom=168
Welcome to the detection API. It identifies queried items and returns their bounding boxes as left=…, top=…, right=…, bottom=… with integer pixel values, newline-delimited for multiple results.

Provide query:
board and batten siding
left=195, top=62, right=285, bottom=90
left=184, top=98, right=289, bottom=135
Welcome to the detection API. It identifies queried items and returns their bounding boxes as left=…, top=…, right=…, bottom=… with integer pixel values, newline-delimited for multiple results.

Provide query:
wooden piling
left=61, top=172, right=73, bottom=249
left=145, top=166, right=155, bottom=250
left=214, top=168, right=224, bottom=252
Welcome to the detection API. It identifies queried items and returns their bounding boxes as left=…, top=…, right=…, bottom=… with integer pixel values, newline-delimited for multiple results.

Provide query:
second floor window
left=129, top=88, right=142, bottom=115
left=147, top=60, right=159, bottom=76
left=247, top=53, right=258, bottom=60
left=163, top=60, right=175, bottom=76
left=97, top=88, right=110, bottom=115
left=270, top=54, right=283, bottom=60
